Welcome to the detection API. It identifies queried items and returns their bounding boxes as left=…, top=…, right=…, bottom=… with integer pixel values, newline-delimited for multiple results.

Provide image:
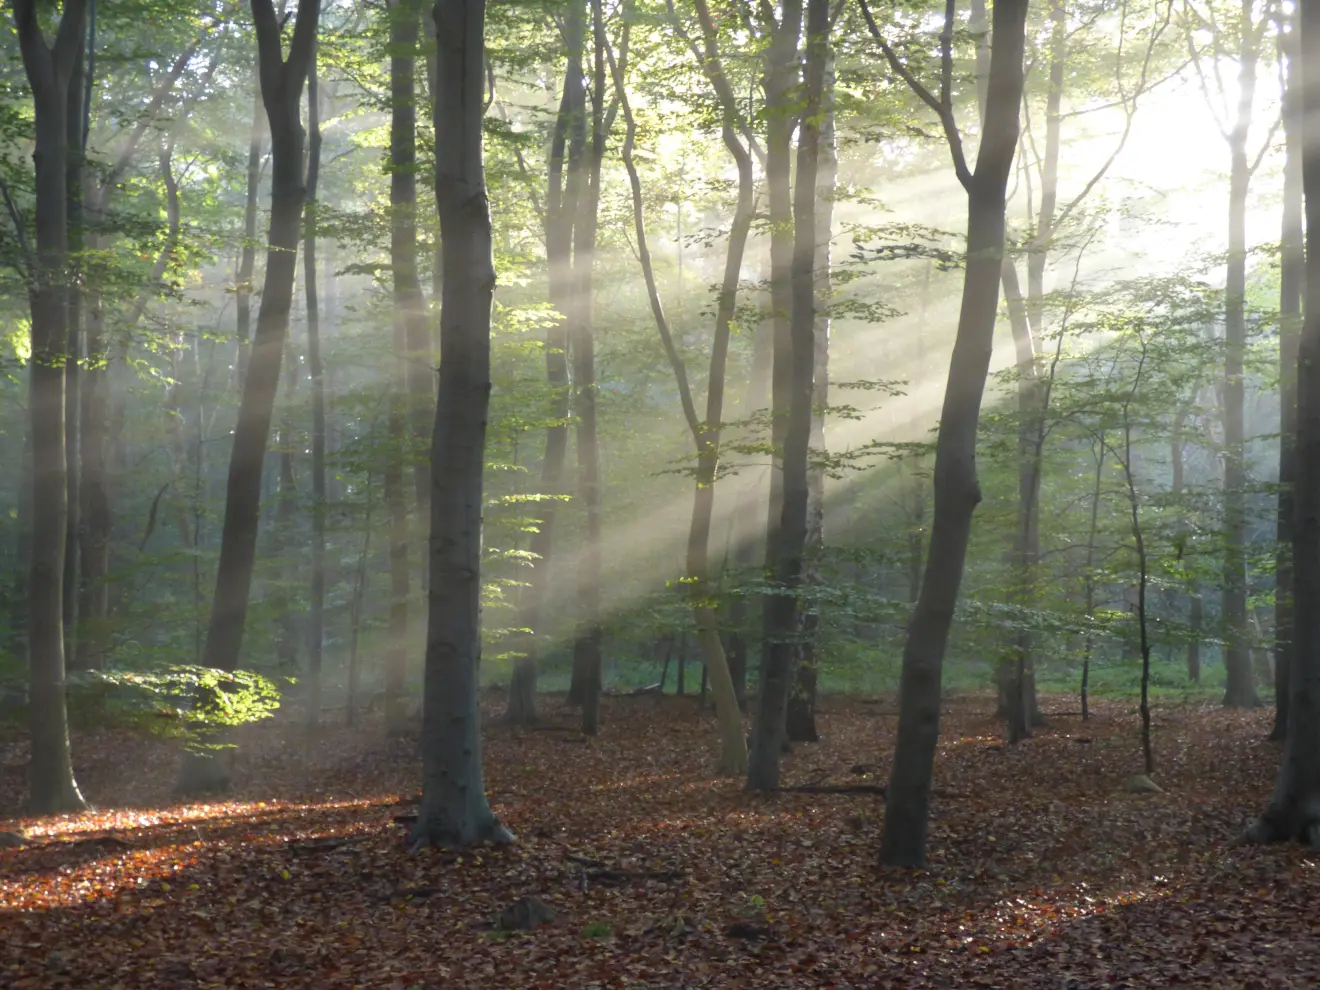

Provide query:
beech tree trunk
left=62, top=25, right=86, bottom=655
left=1242, top=0, right=1320, bottom=844
left=15, top=0, right=90, bottom=815
left=304, top=51, right=326, bottom=731
left=748, top=0, right=825, bottom=791
left=868, top=0, right=1029, bottom=868
left=235, top=91, right=263, bottom=386
left=1271, top=13, right=1302, bottom=740
left=180, top=0, right=319, bottom=795
left=505, top=50, right=579, bottom=725
left=571, top=0, right=607, bottom=736
left=413, top=0, right=512, bottom=849
left=1221, top=1, right=1262, bottom=709
left=786, top=44, right=835, bottom=747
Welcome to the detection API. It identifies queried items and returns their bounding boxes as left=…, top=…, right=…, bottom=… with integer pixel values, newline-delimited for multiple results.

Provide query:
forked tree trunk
left=1242, top=0, right=1320, bottom=844
left=786, top=44, right=835, bottom=747
left=15, top=0, right=90, bottom=815
left=180, top=0, right=319, bottom=795
left=863, top=0, right=1029, bottom=868
left=1271, top=12, right=1302, bottom=741
left=748, top=0, right=824, bottom=791
left=413, top=0, right=512, bottom=849
left=304, top=49, right=326, bottom=731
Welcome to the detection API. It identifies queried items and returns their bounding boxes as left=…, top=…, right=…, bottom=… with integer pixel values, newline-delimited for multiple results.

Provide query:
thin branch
left=0, top=178, right=32, bottom=277
left=857, top=0, right=971, bottom=189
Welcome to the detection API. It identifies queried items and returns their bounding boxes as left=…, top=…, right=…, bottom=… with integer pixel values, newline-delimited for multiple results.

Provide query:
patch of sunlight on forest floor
left=2, top=692, right=1315, bottom=988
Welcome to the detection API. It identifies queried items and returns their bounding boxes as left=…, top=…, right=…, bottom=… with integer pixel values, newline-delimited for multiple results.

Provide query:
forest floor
left=0, top=691, right=1316, bottom=989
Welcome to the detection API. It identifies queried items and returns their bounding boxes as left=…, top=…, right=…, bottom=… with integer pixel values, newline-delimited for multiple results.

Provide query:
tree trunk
left=748, top=0, right=824, bottom=791
left=180, top=0, right=319, bottom=795
left=1221, top=4, right=1261, bottom=709
left=15, top=0, right=90, bottom=815
left=62, top=26, right=87, bottom=656
left=304, top=48, right=326, bottom=732
left=571, top=0, right=608, bottom=736
left=1271, top=12, right=1302, bottom=740
left=385, top=0, right=426, bottom=735
left=1242, top=0, right=1320, bottom=845
left=872, top=0, right=1029, bottom=867
left=235, top=90, right=263, bottom=387
left=786, top=44, right=835, bottom=747
left=412, top=0, right=512, bottom=849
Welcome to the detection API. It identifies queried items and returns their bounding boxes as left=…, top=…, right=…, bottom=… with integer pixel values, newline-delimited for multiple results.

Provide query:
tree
left=304, top=40, right=327, bottom=731
left=180, top=0, right=320, bottom=793
left=861, top=0, right=1030, bottom=867
left=748, top=0, right=829, bottom=791
left=1242, top=0, right=1320, bottom=847
left=14, top=0, right=90, bottom=815
left=412, top=0, right=512, bottom=848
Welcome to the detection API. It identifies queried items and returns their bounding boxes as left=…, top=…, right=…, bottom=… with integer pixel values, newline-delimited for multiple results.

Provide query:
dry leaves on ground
left=1, top=692, right=1315, bottom=989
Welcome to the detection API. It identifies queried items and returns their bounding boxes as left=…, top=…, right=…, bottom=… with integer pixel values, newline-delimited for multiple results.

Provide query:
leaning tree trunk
left=412, top=0, right=513, bottom=849
left=1242, top=0, right=1320, bottom=845
left=864, top=0, right=1029, bottom=867
left=180, top=0, right=320, bottom=795
left=1221, top=4, right=1262, bottom=709
left=786, top=43, right=835, bottom=746
left=304, top=50, right=326, bottom=731
left=15, top=0, right=90, bottom=815
left=1270, top=13, right=1302, bottom=741
left=748, top=0, right=825, bottom=791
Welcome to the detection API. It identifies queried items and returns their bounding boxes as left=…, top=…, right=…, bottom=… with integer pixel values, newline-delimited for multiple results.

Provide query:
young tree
left=860, top=0, right=1030, bottom=867
left=413, top=0, right=512, bottom=848
left=14, top=0, right=90, bottom=815
left=181, top=0, right=320, bottom=793
left=1242, top=0, right=1320, bottom=847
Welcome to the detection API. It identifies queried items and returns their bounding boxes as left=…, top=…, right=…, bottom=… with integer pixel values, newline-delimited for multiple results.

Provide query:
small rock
left=496, top=895, right=557, bottom=931
left=1123, top=774, right=1164, bottom=794
left=0, top=830, right=26, bottom=848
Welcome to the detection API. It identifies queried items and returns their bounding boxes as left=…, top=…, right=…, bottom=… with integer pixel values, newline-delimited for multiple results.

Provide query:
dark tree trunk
left=863, top=0, right=1029, bottom=867
left=1221, top=5, right=1262, bottom=710
left=62, top=23, right=87, bottom=656
left=748, top=0, right=823, bottom=791
left=571, top=0, right=607, bottom=737
left=1242, top=0, right=1320, bottom=845
left=1271, top=13, right=1302, bottom=741
left=15, top=0, right=90, bottom=815
left=180, top=0, right=320, bottom=795
left=412, top=0, right=512, bottom=849
left=304, top=49, right=326, bottom=731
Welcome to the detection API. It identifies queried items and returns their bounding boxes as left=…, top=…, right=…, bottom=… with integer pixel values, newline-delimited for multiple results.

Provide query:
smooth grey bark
left=1220, top=0, right=1266, bottom=709
left=15, top=0, right=90, bottom=815
left=304, top=49, right=326, bottom=731
left=748, top=0, right=826, bottom=791
left=786, top=44, right=836, bottom=748
left=571, top=0, right=608, bottom=736
left=1271, top=12, right=1301, bottom=740
left=1241, top=0, right=1320, bottom=845
left=180, top=0, right=320, bottom=795
left=862, top=0, right=1029, bottom=867
left=413, top=0, right=513, bottom=849
left=505, top=56, right=579, bottom=725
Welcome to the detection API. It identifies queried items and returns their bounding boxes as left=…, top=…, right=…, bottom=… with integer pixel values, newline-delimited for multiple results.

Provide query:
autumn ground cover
left=1, top=693, right=1317, bottom=989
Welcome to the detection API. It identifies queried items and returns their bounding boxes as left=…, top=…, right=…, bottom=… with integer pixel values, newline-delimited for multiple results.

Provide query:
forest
left=3, top=0, right=1320, bottom=984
